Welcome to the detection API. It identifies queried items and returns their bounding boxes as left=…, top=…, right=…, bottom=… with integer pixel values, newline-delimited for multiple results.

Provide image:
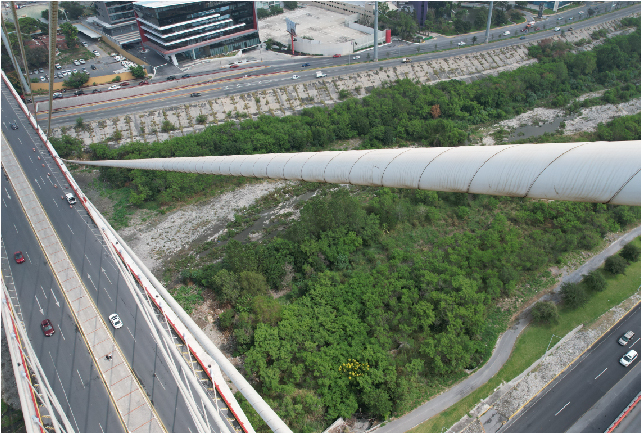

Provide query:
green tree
left=63, top=71, right=90, bottom=89
left=560, top=282, right=588, bottom=309
left=59, top=21, right=78, bottom=48
left=605, top=255, right=627, bottom=275
left=18, top=17, right=47, bottom=34
left=25, top=46, right=48, bottom=68
left=219, top=309, right=235, bottom=329
left=60, top=2, right=85, bottom=20
left=583, top=270, right=607, bottom=292
left=257, top=8, right=269, bottom=19
left=531, top=301, right=559, bottom=324
left=129, top=65, right=146, bottom=79
left=49, top=134, right=83, bottom=158
left=239, top=271, right=268, bottom=297
left=474, top=8, right=488, bottom=29
left=472, top=35, right=478, bottom=45
left=283, top=1, right=298, bottom=10
left=620, top=242, right=640, bottom=263
left=41, top=9, right=49, bottom=20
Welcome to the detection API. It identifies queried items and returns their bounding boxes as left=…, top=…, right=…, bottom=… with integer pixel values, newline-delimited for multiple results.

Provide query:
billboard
left=286, top=18, right=297, bottom=36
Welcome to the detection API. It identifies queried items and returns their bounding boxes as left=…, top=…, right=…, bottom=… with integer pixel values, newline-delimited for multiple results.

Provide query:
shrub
left=111, top=75, right=121, bottom=83
left=605, top=254, right=627, bottom=275
left=195, top=114, right=207, bottom=124
left=583, top=270, right=607, bottom=292
left=620, top=242, right=640, bottom=262
left=219, top=309, right=235, bottom=330
left=75, top=116, right=84, bottom=129
left=161, top=120, right=176, bottom=132
left=111, top=130, right=122, bottom=141
left=338, top=89, right=351, bottom=100
left=560, top=282, right=588, bottom=309
left=532, top=301, right=559, bottom=325
left=31, top=77, right=39, bottom=83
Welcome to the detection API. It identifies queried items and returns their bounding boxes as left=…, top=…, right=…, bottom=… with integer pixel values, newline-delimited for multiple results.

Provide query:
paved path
left=374, top=226, right=641, bottom=433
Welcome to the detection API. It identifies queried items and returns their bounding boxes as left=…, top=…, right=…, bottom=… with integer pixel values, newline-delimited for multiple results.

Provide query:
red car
left=230, top=64, right=239, bottom=68
left=121, top=82, right=130, bottom=86
left=41, top=319, right=55, bottom=337
left=333, top=54, right=341, bottom=58
left=138, top=80, right=149, bottom=85
left=14, top=251, right=25, bottom=263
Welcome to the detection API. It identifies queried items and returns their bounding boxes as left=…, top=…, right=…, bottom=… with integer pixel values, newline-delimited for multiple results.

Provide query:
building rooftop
left=133, top=0, right=200, bottom=9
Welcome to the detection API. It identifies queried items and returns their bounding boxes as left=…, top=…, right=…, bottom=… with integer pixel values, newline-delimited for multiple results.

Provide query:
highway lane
left=35, top=2, right=639, bottom=127
left=1, top=174, right=123, bottom=433
left=1, top=85, right=209, bottom=432
left=503, top=304, right=641, bottom=433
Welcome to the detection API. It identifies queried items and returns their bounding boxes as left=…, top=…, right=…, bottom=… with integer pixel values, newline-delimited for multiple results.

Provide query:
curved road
left=375, top=226, right=641, bottom=433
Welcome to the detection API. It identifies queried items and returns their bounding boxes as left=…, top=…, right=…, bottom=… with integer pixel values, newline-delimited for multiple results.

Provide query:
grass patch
left=410, top=237, right=641, bottom=433
left=1, top=400, right=25, bottom=433
left=168, top=285, right=204, bottom=314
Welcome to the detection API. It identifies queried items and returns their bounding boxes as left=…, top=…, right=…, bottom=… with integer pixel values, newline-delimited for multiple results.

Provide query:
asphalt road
left=1, top=84, right=206, bottom=432
left=35, top=2, right=639, bottom=128
left=1, top=175, right=123, bottom=433
left=503, top=305, right=641, bottom=433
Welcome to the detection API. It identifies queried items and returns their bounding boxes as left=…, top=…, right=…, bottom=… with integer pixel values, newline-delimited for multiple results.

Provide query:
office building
left=133, top=1, right=260, bottom=65
left=92, top=1, right=140, bottom=45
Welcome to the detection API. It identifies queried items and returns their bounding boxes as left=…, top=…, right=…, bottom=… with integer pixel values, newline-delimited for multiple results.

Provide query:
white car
left=292, top=75, right=300, bottom=79
left=620, top=350, right=638, bottom=367
left=55, top=63, right=61, bottom=69
left=108, top=313, right=123, bottom=329
left=114, top=56, right=123, bottom=61
left=458, top=41, right=466, bottom=46
left=39, top=76, right=46, bottom=82
left=579, top=11, right=584, bottom=15
left=64, top=70, right=71, bottom=76
left=73, top=60, right=80, bottom=66
left=353, top=55, right=360, bottom=59
left=79, top=59, right=85, bottom=64
left=108, top=85, right=121, bottom=90
left=72, top=69, right=78, bottom=73
left=82, top=42, right=88, bottom=47
left=93, top=50, right=100, bottom=56
left=554, top=27, right=561, bottom=31
left=503, top=30, right=511, bottom=36
left=64, top=192, right=76, bottom=204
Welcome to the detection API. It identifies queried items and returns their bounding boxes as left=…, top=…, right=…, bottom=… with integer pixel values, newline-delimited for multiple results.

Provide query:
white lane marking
left=99, top=422, right=104, bottom=433
left=48, top=352, right=80, bottom=432
left=48, top=287, right=60, bottom=306
left=126, top=326, right=136, bottom=342
left=67, top=224, right=74, bottom=235
left=52, top=197, right=59, bottom=208
left=25, top=252, right=32, bottom=264
left=34, top=178, right=42, bottom=189
left=3, top=188, right=12, bottom=199
left=76, top=369, right=85, bottom=388
left=41, top=285, right=48, bottom=299
left=35, top=295, right=43, bottom=314
left=2, top=198, right=6, bottom=208
left=103, top=287, right=113, bottom=302
left=101, top=267, right=112, bottom=284
left=595, top=368, right=607, bottom=379
left=58, top=328, right=65, bottom=340
left=13, top=224, right=18, bottom=234
left=631, top=337, right=640, bottom=347
left=87, top=274, right=97, bottom=291
left=555, top=401, right=571, bottom=416
left=28, top=155, right=33, bottom=163
left=155, top=374, right=166, bottom=390
left=85, top=255, right=92, bottom=266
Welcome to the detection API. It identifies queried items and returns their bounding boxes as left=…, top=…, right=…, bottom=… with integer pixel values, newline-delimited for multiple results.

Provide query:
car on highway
left=568, top=27, right=574, bottom=31
left=109, top=313, right=123, bottom=329
left=620, top=350, right=638, bottom=367
left=91, top=64, right=97, bottom=70
left=167, top=75, right=177, bottom=79
left=74, top=89, right=85, bottom=95
left=353, top=56, right=360, bottom=59
left=65, top=192, right=77, bottom=204
left=520, top=36, right=526, bottom=40
left=579, top=11, right=584, bottom=15
left=190, top=92, right=201, bottom=97
left=10, top=120, right=18, bottom=130
left=619, top=331, right=634, bottom=346
left=108, top=85, right=121, bottom=90
left=554, top=27, right=561, bottom=31
left=503, top=30, right=511, bottom=36
left=121, top=82, right=130, bottom=86
left=14, top=251, right=25, bottom=263
left=229, top=64, right=239, bottom=68
left=92, top=89, right=102, bottom=93
left=557, top=17, right=563, bottom=21
left=181, top=74, right=191, bottom=78
left=458, top=41, right=466, bottom=46
left=138, top=80, right=149, bottom=85
left=568, top=16, right=573, bottom=20
left=41, top=319, right=55, bottom=337
left=333, top=54, right=341, bottom=58
left=301, top=63, right=310, bottom=67
left=53, top=92, right=63, bottom=99
left=292, top=75, right=300, bottom=79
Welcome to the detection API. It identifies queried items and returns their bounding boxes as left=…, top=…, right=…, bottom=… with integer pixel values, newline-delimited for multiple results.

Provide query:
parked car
left=73, top=60, right=80, bottom=66
left=109, top=313, right=123, bottom=329
left=82, top=41, right=88, bottom=47
left=74, top=89, right=85, bottom=95
left=72, top=69, right=78, bottom=73
left=458, top=41, right=466, bottom=46
left=121, top=82, right=130, bottom=86
left=65, top=193, right=77, bottom=204
left=619, top=331, right=635, bottom=346
left=167, top=75, right=177, bottom=80
left=108, top=85, right=121, bottom=90
left=190, top=92, right=201, bottom=97
left=520, top=36, right=526, bottom=40
left=32, top=70, right=37, bottom=75
left=92, top=89, right=102, bottom=93
left=620, top=350, right=638, bottom=367
left=41, top=319, right=55, bottom=337
left=39, top=76, right=46, bottom=82
left=79, top=58, right=85, bottom=64
left=91, top=64, right=97, bottom=70
left=39, top=67, right=44, bottom=73
left=138, top=80, right=149, bottom=85
left=81, top=67, right=87, bottom=72
left=14, top=251, right=25, bottom=263
left=93, top=50, right=100, bottom=56
left=301, top=63, right=311, bottom=67
left=57, top=73, right=64, bottom=78
left=55, top=63, right=61, bottom=69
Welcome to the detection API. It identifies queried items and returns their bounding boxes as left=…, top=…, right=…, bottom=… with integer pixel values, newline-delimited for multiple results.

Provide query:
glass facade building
left=133, top=1, right=260, bottom=64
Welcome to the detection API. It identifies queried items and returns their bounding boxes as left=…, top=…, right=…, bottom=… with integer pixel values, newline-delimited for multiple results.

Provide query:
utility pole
left=373, top=1, right=378, bottom=61
left=485, top=1, right=493, bottom=44
left=1, top=16, right=30, bottom=97
left=11, top=1, right=37, bottom=114
left=47, top=1, right=59, bottom=138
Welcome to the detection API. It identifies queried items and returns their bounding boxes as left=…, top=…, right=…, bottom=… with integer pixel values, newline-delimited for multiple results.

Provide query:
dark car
left=10, top=121, right=18, bottom=130
left=181, top=74, right=191, bottom=78
left=138, top=80, right=149, bottom=85
left=41, top=319, right=55, bottom=337
left=92, top=89, right=102, bottom=93
left=167, top=75, right=177, bottom=80
left=333, top=54, right=341, bottom=58
left=190, top=92, right=201, bottom=97
left=14, top=251, right=25, bottom=263
left=301, top=63, right=311, bottom=67
left=520, top=36, right=526, bottom=40
left=74, top=89, right=85, bottom=95
left=90, top=64, right=97, bottom=70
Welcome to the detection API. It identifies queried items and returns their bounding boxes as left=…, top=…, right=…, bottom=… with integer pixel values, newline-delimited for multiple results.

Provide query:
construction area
left=258, top=5, right=368, bottom=46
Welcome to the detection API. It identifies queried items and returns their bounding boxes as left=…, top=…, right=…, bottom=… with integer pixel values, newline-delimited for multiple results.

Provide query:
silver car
left=620, top=350, right=638, bottom=367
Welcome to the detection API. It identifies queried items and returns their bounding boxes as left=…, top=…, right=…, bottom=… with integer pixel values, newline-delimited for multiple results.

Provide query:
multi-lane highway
left=503, top=304, right=641, bottom=433
left=35, top=2, right=639, bottom=128
left=1, top=82, right=213, bottom=432
left=1, top=171, right=123, bottom=433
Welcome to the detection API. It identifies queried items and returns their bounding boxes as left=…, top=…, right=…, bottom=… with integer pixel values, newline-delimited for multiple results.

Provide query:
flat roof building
left=133, top=1, right=260, bottom=66
left=92, top=1, right=141, bottom=45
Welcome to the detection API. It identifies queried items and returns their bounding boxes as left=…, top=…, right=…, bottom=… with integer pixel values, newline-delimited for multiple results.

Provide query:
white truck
left=316, top=71, right=327, bottom=78
left=402, top=58, right=411, bottom=63
left=503, top=30, right=511, bottom=36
